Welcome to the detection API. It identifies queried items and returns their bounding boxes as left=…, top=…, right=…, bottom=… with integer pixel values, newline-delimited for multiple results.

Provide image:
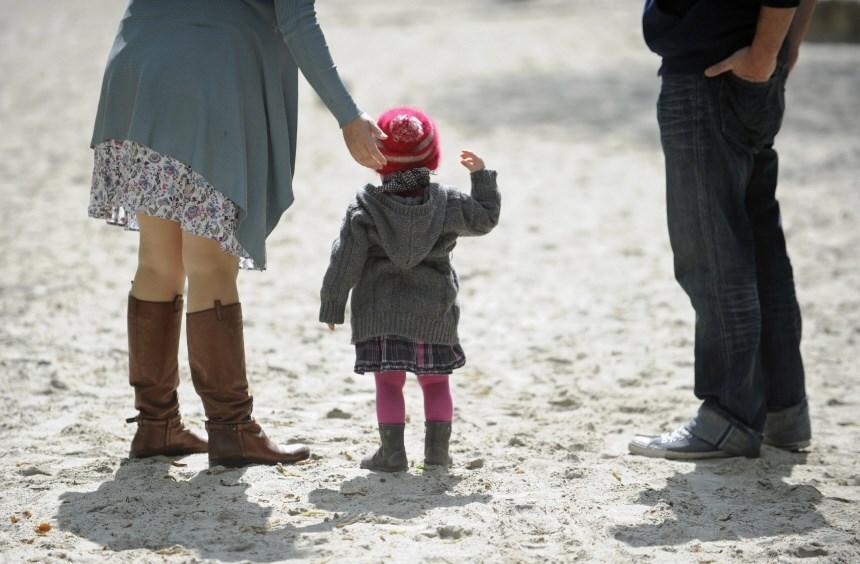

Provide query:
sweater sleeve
left=445, top=169, right=502, bottom=236
left=274, top=0, right=361, bottom=127
left=319, top=202, right=370, bottom=324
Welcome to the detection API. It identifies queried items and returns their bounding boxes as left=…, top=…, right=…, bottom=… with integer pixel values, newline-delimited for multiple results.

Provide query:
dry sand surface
left=1, top=1, right=859, bottom=562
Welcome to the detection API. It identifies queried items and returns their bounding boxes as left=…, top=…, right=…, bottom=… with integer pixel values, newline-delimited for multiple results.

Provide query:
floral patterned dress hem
left=88, top=139, right=261, bottom=271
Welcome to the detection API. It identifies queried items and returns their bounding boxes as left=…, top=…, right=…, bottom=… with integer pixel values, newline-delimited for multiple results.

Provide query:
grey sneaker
left=763, top=400, right=811, bottom=451
left=628, top=425, right=733, bottom=460
left=629, top=403, right=761, bottom=460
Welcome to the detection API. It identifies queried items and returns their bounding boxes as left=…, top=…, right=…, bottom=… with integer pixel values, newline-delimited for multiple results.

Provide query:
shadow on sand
left=56, top=459, right=490, bottom=560
left=305, top=468, right=492, bottom=531
left=611, top=449, right=828, bottom=547
left=56, top=457, right=305, bottom=562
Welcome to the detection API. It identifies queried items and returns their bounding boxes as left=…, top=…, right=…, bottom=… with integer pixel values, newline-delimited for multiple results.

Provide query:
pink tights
left=374, top=371, right=453, bottom=424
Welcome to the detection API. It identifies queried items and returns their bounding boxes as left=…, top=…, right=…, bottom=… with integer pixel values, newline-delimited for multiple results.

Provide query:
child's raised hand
left=460, top=150, right=485, bottom=173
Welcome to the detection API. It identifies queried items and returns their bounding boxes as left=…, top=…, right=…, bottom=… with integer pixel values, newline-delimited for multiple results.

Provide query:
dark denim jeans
left=657, top=64, right=806, bottom=434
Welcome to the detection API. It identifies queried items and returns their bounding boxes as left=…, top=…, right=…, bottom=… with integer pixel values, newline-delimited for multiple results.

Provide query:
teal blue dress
left=90, top=0, right=361, bottom=268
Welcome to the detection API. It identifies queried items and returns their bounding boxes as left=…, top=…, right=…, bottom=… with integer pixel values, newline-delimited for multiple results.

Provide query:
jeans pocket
left=719, top=71, right=785, bottom=151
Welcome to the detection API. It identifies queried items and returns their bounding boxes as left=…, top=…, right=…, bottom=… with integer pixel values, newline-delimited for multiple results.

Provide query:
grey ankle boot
left=424, top=421, right=452, bottom=467
left=360, top=424, right=408, bottom=472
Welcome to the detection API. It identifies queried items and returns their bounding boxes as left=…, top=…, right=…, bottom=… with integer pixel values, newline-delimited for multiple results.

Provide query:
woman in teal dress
left=89, top=0, right=387, bottom=467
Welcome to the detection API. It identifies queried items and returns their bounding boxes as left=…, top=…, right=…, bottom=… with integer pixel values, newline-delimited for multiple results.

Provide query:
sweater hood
left=356, top=183, right=447, bottom=270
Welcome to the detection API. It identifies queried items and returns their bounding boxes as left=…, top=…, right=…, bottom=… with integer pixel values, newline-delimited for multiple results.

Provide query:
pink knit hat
left=376, top=107, right=440, bottom=176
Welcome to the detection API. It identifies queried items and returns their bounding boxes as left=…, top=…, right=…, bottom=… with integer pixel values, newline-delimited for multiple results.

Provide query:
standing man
left=629, top=0, right=818, bottom=459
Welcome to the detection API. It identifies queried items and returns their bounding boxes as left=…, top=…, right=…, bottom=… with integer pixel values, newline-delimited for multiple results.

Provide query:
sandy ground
left=1, top=1, right=859, bottom=562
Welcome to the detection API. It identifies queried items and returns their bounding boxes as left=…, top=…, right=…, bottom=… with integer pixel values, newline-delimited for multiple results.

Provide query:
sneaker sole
left=628, top=442, right=733, bottom=460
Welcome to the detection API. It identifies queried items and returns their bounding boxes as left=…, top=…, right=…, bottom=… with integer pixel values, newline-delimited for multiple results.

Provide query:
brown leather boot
left=127, top=295, right=207, bottom=458
left=186, top=301, right=310, bottom=467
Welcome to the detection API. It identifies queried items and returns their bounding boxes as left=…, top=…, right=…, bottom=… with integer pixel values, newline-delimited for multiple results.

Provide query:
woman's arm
left=275, top=0, right=387, bottom=168
left=275, top=0, right=359, bottom=127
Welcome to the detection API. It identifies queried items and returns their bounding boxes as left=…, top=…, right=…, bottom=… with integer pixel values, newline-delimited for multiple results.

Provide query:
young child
left=320, top=107, right=501, bottom=472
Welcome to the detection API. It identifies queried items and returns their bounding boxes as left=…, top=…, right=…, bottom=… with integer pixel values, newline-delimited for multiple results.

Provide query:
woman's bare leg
left=181, top=233, right=239, bottom=312
left=126, top=214, right=206, bottom=457
left=132, top=215, right=185, bottom=300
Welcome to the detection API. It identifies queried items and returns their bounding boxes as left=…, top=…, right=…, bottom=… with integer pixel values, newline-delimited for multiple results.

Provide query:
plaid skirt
left=354, top=336, right=466, bottom=375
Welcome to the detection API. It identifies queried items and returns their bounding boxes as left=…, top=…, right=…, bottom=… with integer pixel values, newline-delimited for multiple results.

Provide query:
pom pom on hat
left=376, top=106, right=440, bottom=176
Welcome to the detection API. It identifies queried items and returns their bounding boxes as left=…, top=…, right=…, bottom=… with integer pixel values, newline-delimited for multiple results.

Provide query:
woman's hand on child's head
left=326, top=323, right=336, bottom=331
left=343, top=113, right=388, bottom=170
left=460, top=150, right=485, bottom=173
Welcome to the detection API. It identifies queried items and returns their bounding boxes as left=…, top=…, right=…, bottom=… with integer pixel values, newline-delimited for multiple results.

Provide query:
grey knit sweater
left=320, top=169, right=500, bottom=345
